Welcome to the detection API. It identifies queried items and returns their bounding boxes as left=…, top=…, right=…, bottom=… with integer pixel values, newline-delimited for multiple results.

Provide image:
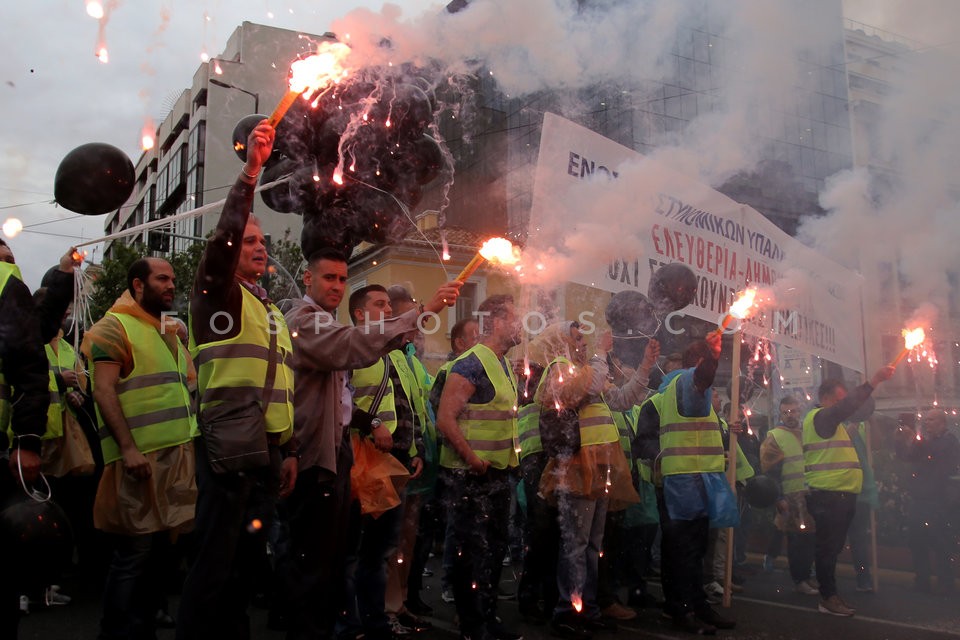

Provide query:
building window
left=456, top=282, right=479, bottom=322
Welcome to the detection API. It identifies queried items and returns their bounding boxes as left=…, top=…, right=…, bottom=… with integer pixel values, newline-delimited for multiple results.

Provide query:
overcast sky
left=0, top=0, right=949, bottom=288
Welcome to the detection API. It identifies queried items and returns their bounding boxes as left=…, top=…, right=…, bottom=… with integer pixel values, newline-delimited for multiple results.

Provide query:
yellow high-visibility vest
left=770, top=426, right=805, bottom=495
left=0, top=262, right=24, bottom=434
left=97, top=312, right=197, bottom=464
left=657, top=376, right=724, bottom=476
left=191, top=285, right=294, bottom=439
left=802, top=407, right=862, bottom=493
left=439, top=343, right=519, bottom=470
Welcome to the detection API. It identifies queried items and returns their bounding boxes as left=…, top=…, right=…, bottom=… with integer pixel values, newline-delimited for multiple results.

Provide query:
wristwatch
left=370, top=417, right=383, bottom=430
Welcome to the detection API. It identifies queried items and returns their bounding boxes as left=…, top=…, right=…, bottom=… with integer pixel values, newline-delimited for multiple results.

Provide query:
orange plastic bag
left=350, top=433, right=410, bottom=518
left=42, top=409, right=95, bottom=478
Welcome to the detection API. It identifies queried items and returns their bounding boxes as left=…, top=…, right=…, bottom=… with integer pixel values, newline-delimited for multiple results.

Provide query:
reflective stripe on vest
left=719, top=418, right=755, bottom=482
left=658, top=376, right=724, bottom=476
left=0, top=263, right=24, bottom=434
left=439, top=343, right=518, bottom=470
left=352, top=357, right=398, bottom=434
left=97, top=313, right=197, bottom=465
left=770, top=426, right=805, bottom=494
left=517, top=402, right=542, bottom=459
left=391, top=350, right=428, bottom=457
left=192, top=285, right=294, bottom=436
left=802, top=407, right=862, bottom=493
left=42, top=338, right=78, bottom=440
left=612, top=410, right=633, bottom=457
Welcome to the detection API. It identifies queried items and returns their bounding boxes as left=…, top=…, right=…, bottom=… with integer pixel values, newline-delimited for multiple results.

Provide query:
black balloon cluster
left=234, top=66, right=447, bottom=258
left=604, top=262, right=698, bottom=368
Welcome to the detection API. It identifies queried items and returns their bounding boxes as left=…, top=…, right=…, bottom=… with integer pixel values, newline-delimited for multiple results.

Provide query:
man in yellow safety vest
left=83, top=257, right=197, bottom=639
left=802, top=367, right=893, bottom=617
left=177, top=120, right=299, bottom=639
left=437, top=294, right=523, bottom=640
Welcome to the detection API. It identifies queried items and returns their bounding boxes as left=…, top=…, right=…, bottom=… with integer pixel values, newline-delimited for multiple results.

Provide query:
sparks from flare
left=268, top=41, right=352, bottom=129
left=456, top=238, right=521, bottom=282
left=891, top=327, right=926, bottom=367
left=715, top=287, right=759, bottom=334
left=572, top=594, right=583, bottom=613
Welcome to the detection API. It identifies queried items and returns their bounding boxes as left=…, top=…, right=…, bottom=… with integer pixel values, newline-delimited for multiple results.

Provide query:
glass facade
left=464, top=4, right=856, bottom=240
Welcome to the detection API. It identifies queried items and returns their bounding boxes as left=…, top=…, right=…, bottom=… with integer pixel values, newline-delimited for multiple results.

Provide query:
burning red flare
left=891, top=327, right=926, bottom=367
left=571, top=594, right=583, bottom=613
left=267, top=42, right=352, bottom=128
left=456, top=237, right=520, bottom=282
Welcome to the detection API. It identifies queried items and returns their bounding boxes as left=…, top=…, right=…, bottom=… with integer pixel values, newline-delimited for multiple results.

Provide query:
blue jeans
left=554, top=493, right=608, bottom=619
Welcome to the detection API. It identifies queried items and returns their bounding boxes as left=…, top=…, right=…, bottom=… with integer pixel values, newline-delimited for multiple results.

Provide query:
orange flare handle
left=456, top=253, right=486, bottom=282
left=267, top=90, right=302, bottom=128
left=890, top=348, right=910, bottom=368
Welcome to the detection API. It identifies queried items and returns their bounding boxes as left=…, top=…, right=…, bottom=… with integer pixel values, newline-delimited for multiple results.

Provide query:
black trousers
left=277, top=433, right=353, bottom=640
left=517, top=453, right=559, bottom=612
left=656, top=489, right=709, bottom=617
left=804, top=490, right=857, bottom=599
left=786, top=531, right=816, bottom=584
left=907, top=500, right=954, bottom=586
left=175, top=440, right=280, bottom=640
left=442, top=467, right=512, bottom=636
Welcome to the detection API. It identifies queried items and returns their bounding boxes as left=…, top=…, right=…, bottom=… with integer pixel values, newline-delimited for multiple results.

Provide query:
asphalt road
left=16, top=553, right=960, bottom=640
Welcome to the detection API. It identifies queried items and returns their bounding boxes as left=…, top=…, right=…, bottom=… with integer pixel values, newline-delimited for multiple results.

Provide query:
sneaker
left=441, top=589, right=456, bottom=604
left=671, top=612, right=716, bottom=635
left=795, top=580, right=819, bottom=596
left=702, top=581, right=724, bottom=604
left=19, top=595, right=29, bottom=615
left=807, top=577, right=820, bottom=590
left=44, top=585, right=71, bottom=606
left=818, top=595, right=854, bottom=617
left=695, top=607, right=736, bottom=630
left=600, top=602, right=637, bottom=621
left=388, top=616, right=414, bottom=637
left=397, top=611, right=432, bottom=632
left=422, top=567, right=434, bottom=577
left=503, top=554, right=512, bottom=567
left=838, top=596, right=856, bottom=612
left=156, top=609, right=177, bottom=628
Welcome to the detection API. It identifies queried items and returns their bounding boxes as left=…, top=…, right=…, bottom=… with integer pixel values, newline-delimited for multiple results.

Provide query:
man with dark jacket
left=0, top=241, right=80, bottom=638
left=895, top=409, right=960, bottom=594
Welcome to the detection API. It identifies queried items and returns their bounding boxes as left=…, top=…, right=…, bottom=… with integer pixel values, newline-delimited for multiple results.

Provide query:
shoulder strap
left=367, top=355, right=392, bottom=416
left=261, top=302, right=279, bottom=412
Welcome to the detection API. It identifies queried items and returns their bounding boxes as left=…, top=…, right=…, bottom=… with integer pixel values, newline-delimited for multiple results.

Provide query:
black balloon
left=0, top=495, right=73, bottom=584
left=231, top=114, right=270, bottom=162
left=648, top=262, right=698, bottom=316
left=605, top=291, right=658, bottom=368
left=743, top=475, right=780, bottom=509
left=54, top=143, right=135, bottom=215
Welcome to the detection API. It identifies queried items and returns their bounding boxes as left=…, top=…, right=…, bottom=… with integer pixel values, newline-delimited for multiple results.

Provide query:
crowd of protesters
left=2, top=121, right=957, bottom=640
